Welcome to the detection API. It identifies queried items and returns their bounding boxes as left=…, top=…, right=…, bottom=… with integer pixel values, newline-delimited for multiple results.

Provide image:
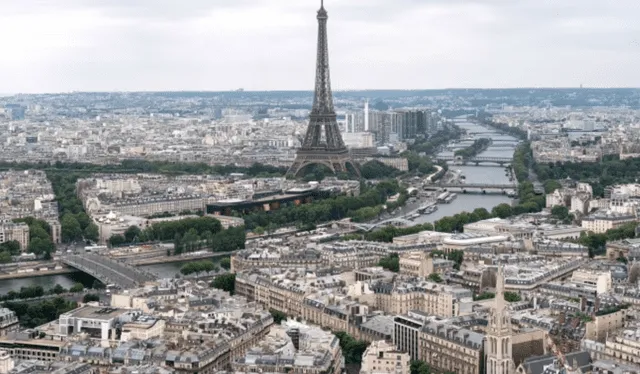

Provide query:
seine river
left=392, top=119, right=519, bottom=224
left=0, top=260, right=194, bottom=295
left=0, top=120, right=516, bottom=294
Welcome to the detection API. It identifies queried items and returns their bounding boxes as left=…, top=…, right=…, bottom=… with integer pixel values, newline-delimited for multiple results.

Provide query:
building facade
left=0, top=222, right=29, bottom=251
left=360, top=340, right=410, bottom=374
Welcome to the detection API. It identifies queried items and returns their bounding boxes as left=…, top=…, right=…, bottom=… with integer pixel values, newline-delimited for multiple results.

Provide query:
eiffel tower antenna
left=287, top=2, right=360, bottom=178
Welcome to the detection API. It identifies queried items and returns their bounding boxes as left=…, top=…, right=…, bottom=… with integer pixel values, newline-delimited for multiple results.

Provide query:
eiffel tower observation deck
left=287, top=1, right=360, bottom=178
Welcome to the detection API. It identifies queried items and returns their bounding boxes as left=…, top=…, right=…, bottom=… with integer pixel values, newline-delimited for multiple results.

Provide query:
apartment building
left=232, top=320, right=344, bottom=374
left=584, top=309, right=627, bottom=343
left=582, top=212, right=637, bottom=234
left=570, top=269, right=613, bottom=295
left=451, top=256, right=586, bottom=292
left=399, top=252, right=454, bottom=277
left=534, top=240, right=589, bottom=258
left=0, top=309, right=18, bottom=337
left=235, top=272, right=308, bottom=317
left=120, top=316, right=165, bottom=342
left=420, top=321, right=485, bottom=374
left=0, top=222, right=29, bottom=250
left=360, top=340, right=410, bottom=374
left=231, top=247, right=324, bottom=272
left=0, top=331, right=66, bottom=361
left=372, top=280, right=471, bottom=317
left=601, top=327, right=640, bottom=365
left=105, top=195, right=206, bottom=217
left=393, top=313, right=424, bottom=361
left=10, top=361, right=95, bottom=374
left=393, top=313, right=484, bottom=374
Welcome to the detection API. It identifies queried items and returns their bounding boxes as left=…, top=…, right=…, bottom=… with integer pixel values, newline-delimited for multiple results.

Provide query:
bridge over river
left=61, top=254, right=157, bottom=289
left=434, top=155, right=513, bottom=165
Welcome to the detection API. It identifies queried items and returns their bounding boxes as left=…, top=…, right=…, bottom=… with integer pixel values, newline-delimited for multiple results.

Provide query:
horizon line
left=3, top=86, right=640, bottom=96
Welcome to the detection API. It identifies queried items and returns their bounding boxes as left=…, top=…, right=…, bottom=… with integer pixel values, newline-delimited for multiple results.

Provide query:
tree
left=472, top=208, right=492, bottom=221
left=269, top=309, right=287, bottom=324
left=69, top=283, right=84, bottom=293
left=4, top=297, right=77, bottom=328
left=411, top=361, right=432, bottom=374
left=92, top=280, right=105, bottom=290
left=211, top=273, right=236, bottom=295
left=361, top=160, right=402, bottom=179
left=30, top=226, right=50, bottom=241
left=28, top=237, right=54, bottom=256
left=124, top=226, right=142, bottom=243
left=266, top=223, right=278, bottom=234
left=253, top=226, right=265, bottom=235
left=50, top=284, right=67, bottom=295
left=474, top=292, right=495, bottom=301
left=378, top=253, right=399, bottom=272
left=219, top=257, right=231, bottom=270
left=492, top=203, right=513, bottom=219
left=504, top=291, right=522, bottom=302
left=174, top=233, right=183, bottom=255
left=61, top=213, right=82, bottom=243
left=0, top=240, right=21, bottom=255
left=182, top=228, right=200, bottom=252
left=454, top=138, right=491, bottom=159
left=551, top=205, right=569, bottom=221
left=108, top=234, right=126, bottom=247
left=82, top=294, right=100, bottom=303
left=74, top=212, right=91, bottom=230
left=83, top=223, right=99, bottom=242
left=447, top=250, right=464, bottom=270
left=180, top=260, right=216, bottom=275
left=428, top=273, right=443, bottom=283
left=544, top=180, right=562, bottom=194
left=0, top=252, right=11, bottom=264
left=334, top=331, right=369, bottom=365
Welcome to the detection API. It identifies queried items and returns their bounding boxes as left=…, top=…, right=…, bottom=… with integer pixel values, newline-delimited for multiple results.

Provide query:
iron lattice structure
left=287, top=1, right=360, bottom=178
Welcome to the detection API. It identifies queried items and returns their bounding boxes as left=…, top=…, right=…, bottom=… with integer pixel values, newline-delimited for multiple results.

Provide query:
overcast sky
left=1, top=0, right=639, bottom=93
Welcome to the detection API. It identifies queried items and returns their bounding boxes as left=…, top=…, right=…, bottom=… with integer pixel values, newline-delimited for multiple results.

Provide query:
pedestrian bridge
left=341, top=218, right=413, bottom=232
left=435, top=155, right=513, bottom=165
left=61, top=254, right=157, bottom=289
left=447, top=144, right=515, bottom=150
left=437, top=183, right=517, bottom=189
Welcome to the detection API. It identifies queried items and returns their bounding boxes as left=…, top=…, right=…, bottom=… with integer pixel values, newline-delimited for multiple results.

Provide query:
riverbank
left=0, top=267, right=79, bottom=280
left=386, top=118, right=517, bottom=224
left=425, top=165, right=444, bottom=184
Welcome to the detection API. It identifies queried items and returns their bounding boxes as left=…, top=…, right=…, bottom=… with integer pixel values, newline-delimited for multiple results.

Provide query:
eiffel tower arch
left=287, top=1, right=360, bottom=178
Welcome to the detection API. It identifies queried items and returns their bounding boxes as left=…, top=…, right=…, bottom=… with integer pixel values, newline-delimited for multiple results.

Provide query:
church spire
left=495, top=265, right=506, bottom=322
left=486, top=264, right=514, bottom=374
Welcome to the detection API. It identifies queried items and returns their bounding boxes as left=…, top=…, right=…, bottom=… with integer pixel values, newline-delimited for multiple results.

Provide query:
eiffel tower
left=287, top=0, right=360, bottom=178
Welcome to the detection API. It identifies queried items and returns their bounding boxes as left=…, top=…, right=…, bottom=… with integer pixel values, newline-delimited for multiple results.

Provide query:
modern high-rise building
left=391, top=109, right=438, bottom=140
left=364, top=100, right=369, bottom=131
left=367, top=111, right=392, bottom=144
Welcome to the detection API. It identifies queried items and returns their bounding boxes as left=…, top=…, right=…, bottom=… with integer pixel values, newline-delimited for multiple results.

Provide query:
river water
left=0, top=259, right=215, bottom=295
left=404, top=119, right=519, bottom=224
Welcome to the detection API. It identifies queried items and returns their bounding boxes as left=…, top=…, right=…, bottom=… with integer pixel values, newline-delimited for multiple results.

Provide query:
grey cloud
left=0, top=0, right=638, bottom=92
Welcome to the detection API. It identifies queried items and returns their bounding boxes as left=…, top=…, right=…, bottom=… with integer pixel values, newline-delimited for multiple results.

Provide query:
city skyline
left=1, top=0, right=639, bottom=93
